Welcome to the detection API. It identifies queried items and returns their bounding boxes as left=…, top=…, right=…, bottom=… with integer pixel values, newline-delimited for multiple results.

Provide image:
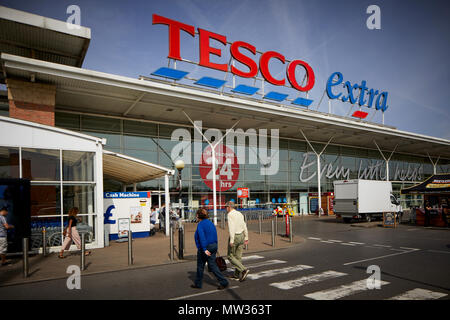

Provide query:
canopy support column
left=427, top=153, right=440, bottom=175
left=182, top=111, right=240, bottom=226
left=165, top=174, right=170, bottom=236
left=373, top=140, right=398, bottom=181
left=300, top=130, right=334, bottom=217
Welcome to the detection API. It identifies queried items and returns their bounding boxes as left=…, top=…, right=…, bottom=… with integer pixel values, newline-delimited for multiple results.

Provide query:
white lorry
left=333, top=179, right=402, bottom=223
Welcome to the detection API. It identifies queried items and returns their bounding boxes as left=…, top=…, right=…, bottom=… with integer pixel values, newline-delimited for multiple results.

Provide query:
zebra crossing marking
left=247, top=264, right=314, bottom=280
left=388, top=288, right=448, bottom=300
left=269, top=270, right=347, bottom=290
left=304, top=279, right=390, bottom=300
left=224, top=255, right=264, bottom=265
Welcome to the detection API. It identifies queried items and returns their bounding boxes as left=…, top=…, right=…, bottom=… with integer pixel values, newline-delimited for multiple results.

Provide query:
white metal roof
left=0, top=5, right=90, bottom=84
left=1, top=53, right=449, bottom=159
left=0, top=115, right=173, bottom=184
left=103, top=150, right=174, bottom=184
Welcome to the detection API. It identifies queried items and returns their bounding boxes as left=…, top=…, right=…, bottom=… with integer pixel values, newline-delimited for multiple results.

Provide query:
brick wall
left=6, top=78, right=56, bottom=126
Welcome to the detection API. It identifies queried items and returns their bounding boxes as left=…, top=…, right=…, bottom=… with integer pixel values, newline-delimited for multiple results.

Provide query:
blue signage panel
left=151, top=67, right=189, bottom=81
left=104, top=192, right=150, bottom=199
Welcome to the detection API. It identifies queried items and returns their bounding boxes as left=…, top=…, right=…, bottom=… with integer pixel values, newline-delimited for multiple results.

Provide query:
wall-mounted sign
left=237, top=188, right=249, bottom=198
left=199, top=144, right=240, bottom=192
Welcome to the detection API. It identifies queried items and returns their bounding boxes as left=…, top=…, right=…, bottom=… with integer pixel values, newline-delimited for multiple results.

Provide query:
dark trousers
left=195, top=243, right=228, bottom=288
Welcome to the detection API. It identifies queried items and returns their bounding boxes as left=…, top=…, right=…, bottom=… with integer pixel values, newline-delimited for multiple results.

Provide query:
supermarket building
left=0, top=6, right=449, bottom=250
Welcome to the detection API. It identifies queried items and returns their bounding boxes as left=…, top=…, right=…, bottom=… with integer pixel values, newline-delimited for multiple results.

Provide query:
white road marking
left=269, top=271, right=347, bottom=290
left=341, top=243, right=356, bottom=246
left=388, top=288, right=448, bottom=300
left=399, top=247, right=420, bottom=251
left=343, top=248, right=420, bottom=266
left=247, top=264, right=314, bottom=280
left=328, top=240, right=343, bottom=243
left=308, top=237, right=322, bottom=241
left=169, top=286, right=239, bottom=300
left=305, top=279, right=390, bottom=300
left=246, top=259, right=286, bottom=269
left=321, top=240, right=336, bottom=243
left=224, top=255, right=264, bottom=264
left=348, top=242, right=365, bottom=245
left=372, top=244, right=392, bottom=248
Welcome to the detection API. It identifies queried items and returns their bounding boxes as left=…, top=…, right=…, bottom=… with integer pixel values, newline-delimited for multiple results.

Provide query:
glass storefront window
left=30, top=184, right=60, bottom=217
left=55, top=113, right=80, bottom=130
left=63, top=185, right=95, bottom=215
left=123, top=135, right=158, bottom=151
left=63, top=151, right=94, bottom=181
left=81, top=115, right=121, bottom=132
left=22, top=148, right=60, bottom=181
left=0, top=147, right=20, bottom=178
left=123, top=120, right=158, bottom=136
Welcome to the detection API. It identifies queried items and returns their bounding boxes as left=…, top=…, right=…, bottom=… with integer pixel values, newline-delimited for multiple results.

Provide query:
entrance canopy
left=2, top=53, right=449, bottom=159
left=401, top=174, right=450, bottom=195
left=103, top=150, right=174, bottom=184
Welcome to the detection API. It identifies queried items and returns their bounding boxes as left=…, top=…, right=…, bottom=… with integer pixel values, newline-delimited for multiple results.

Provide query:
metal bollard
left=128, top=231, right=133, bottom=265
left=169, top=223, right=174, bottom=261
left=42, top=227, right=47, bottom=257
left=23, top=238, right=29, bottom=278
left=259, top=214, right=262, bottom=235
left=81, top=233, right=86, bottom=271
left=271, top=219, right=275, bottom=247
left=178, top=227, right=184, bottom=259
left=289, top=216, right=293, bottom=243
left=275, top=215, right=278, bottom=237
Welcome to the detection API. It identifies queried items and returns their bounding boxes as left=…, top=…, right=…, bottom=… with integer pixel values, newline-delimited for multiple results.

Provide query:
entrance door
left=299, top=192, right=308, bottom=215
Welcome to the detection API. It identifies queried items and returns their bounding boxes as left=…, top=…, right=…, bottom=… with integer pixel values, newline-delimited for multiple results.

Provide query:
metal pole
left=178, top=227, right=184, bottom=259
left=128, top=231, right=133, bottom=265
left=289, top=216, right=293, bottom=243
left=170, top=223, right=174, bottom=261
left=81, top=233, right=85, bottom=271
left=22, top=238, right=29, bottom=278
left=212, top=147, right=217, bottom=226
left=259, top=213, right=262, bottom=235
left=317, top=154, right=321, bottom=218
left=271, top=219, right=275, bottom=247
left=275, top=215, right=278, bottom=236
left=42, top=227, right=47, bottom=257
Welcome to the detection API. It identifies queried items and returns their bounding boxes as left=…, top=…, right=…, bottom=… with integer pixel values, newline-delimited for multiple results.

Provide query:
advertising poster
left=104, top=192, right=151, bottom=240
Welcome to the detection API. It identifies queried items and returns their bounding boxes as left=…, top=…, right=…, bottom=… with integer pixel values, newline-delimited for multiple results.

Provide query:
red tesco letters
left=152, top=14, right=315, bottom=92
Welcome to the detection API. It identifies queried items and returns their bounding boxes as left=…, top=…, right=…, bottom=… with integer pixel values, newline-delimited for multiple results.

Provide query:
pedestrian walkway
left=0, top=220, right=303, bottom=287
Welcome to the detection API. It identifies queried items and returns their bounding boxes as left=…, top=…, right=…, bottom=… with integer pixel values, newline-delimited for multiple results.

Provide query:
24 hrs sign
left=199, top=144, right=240, bottom=192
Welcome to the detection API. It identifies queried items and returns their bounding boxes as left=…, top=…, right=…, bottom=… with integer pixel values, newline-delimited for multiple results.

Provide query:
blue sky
left=2, top=0, right=449, bottom=139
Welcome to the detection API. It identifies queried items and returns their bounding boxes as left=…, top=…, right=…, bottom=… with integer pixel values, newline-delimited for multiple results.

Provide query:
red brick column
left=6, top=78, right=56, bottom=126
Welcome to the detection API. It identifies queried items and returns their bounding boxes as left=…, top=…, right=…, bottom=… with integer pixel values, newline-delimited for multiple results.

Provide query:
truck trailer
left=333, top=179, right=402, bottom=223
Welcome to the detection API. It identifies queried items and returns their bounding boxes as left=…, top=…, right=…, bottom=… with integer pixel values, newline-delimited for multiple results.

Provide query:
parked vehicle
left=333, top=179, right=402, bottom=223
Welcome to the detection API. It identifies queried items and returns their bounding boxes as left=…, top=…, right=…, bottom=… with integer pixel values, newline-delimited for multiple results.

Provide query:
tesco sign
left=152, top=14, right=315, bottom=92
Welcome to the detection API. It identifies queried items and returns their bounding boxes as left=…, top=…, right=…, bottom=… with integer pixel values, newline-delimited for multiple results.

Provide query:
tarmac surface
left=0, top=218, right=303, bottom=287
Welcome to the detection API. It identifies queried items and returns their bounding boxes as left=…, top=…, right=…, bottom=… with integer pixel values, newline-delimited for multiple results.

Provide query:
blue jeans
left=195, top=243, right=228, bottom=288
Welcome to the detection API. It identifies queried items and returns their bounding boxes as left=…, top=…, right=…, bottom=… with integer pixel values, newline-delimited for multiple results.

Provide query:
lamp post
left=175, top=159, right=185, bottom=219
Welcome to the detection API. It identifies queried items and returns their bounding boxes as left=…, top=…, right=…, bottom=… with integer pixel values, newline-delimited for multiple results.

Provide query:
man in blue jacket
left=192, top=208, right=229, bottom=290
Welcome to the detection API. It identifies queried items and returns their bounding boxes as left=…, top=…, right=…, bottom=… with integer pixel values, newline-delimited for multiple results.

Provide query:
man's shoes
left=228, top=275, right=240, bottom=281
left=240, top=269, right=250, bottom=282
left=217, top=283, right=229, bottom=290
left=191, top=284, right=201, bottom=289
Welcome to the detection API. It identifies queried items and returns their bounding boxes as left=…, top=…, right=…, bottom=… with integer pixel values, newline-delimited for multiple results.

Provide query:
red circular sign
left=199, top=144, right=240, bottom=192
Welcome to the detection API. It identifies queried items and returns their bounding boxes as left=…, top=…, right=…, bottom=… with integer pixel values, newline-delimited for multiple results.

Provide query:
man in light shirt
left=225, top=201, right=250, bottom=282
